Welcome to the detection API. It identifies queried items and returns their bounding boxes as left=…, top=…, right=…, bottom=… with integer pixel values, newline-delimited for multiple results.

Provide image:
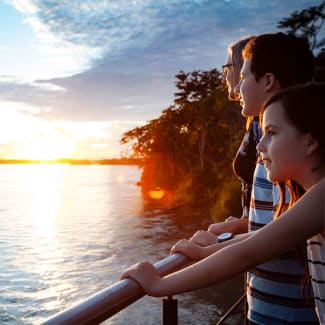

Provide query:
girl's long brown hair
left=275, top=180, right=311, bottom=295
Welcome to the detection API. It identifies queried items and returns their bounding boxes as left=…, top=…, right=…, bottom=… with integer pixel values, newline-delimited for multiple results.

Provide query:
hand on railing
left=42, top=253, right=191, bottom=324
left=189, top=229, right=219, bottom=246
left=121, top=261, right=163, bottom=297
left=170, top=239, right=207, bottom=261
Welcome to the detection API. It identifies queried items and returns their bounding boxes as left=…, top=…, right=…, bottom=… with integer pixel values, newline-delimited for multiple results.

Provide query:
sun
left=19, top=136, right=73, bottom=160
left=0, top=109, right=75, bottom=161
left=11, top=126, right=74, bottom=161
left=0, top=108, right=119, bottom=161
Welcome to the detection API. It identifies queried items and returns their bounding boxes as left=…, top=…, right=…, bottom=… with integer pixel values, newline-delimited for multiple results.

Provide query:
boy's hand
left=208, top=216, right=241, bottom=234
left=208, top=220, right=233, bottom=235
left=189, top=230, right=218, bottom=246
left=170, top=239, right=206, bottom=260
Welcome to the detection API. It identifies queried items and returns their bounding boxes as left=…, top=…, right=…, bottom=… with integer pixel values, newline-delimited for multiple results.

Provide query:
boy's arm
left=172, top=232, right=251, bottom=260
left=190, top=217, right=249, bottom=246
left=208, top=217, right=248, bottom=235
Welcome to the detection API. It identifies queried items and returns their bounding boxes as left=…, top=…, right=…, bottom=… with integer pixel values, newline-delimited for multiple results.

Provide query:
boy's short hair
left=243, top=32, right=314, bottom=87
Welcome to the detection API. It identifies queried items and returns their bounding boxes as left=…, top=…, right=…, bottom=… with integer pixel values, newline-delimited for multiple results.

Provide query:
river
left=0, top=164, right=244, bottom=324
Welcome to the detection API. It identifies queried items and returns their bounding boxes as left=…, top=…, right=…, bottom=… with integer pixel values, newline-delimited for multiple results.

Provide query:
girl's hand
left=170, top=239, right=206, bottom=260
left=120, top=261, right=162, bottom=296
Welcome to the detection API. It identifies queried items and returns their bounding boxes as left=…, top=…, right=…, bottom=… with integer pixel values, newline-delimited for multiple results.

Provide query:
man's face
left=236, top=59, right=268, bottom=117
left=222, top=53, right=239, bottom=101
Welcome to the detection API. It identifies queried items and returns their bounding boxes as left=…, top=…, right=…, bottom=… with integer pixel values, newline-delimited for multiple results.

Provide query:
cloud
left=9, top=0, right=37, bottom=14
left=0, top=77, right=66, bottom=115
left=2, top=0, right=321, bottom=123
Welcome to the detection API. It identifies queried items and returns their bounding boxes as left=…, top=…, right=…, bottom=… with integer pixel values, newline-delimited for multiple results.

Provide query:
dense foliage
left=121, top=70, right=245, bottom=217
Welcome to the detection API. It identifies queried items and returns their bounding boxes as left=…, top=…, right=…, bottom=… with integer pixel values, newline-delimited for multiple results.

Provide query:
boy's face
left=236, top=58, right=269, bottom=117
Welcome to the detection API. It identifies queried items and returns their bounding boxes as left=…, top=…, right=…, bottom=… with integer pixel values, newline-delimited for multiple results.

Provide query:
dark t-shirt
left=232, top=117, right=261, bottom=217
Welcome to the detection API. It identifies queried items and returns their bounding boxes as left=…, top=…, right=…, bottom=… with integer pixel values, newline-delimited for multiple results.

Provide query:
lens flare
left=148, top=188, right=165, bottom=200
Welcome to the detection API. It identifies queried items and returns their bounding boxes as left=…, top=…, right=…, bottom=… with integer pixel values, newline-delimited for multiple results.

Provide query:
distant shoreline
left=0, top=158, right=143, bottom=166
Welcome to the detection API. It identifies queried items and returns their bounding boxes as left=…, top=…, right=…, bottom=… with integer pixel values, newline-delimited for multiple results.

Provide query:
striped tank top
left=247, top=161, right=318, bottom=324
left=307, top=231, right=325, bottom=324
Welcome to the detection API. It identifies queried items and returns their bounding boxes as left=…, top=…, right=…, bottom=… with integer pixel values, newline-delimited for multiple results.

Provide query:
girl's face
left=222, top=53, right=239, bottom=101
left=257, top=101, right=309, bottom=183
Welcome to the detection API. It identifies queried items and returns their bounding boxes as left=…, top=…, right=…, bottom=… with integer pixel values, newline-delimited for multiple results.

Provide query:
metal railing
left=42, top=253, right=191, bottom=325
left=42, top=252, right=245, bottom=324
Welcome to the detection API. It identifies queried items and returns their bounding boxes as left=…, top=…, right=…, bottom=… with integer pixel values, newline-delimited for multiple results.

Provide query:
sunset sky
left=0, top=0, right=322, bottom=160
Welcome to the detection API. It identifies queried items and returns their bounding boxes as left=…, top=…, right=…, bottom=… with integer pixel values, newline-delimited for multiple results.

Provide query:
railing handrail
left=42, top=253, right=191, bottom=325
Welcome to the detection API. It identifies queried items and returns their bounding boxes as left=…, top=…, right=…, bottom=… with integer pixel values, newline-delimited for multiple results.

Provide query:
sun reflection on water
left=14, top=164, right=80, bottom=314
left=24, top=164, right=63, bottom=229
left=0, top=164, right=150, bottom=323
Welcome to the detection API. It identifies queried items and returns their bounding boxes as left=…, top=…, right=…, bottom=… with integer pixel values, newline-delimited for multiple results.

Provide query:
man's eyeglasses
left=222, top=63, right=234, bottom=77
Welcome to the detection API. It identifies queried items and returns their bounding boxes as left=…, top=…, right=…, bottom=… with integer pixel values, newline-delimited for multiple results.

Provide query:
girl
left=121, top=82, right=325, bottom=323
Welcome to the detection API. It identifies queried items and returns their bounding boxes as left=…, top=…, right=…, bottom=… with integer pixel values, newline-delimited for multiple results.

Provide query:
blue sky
left=0, top=0, right=322, bottom=159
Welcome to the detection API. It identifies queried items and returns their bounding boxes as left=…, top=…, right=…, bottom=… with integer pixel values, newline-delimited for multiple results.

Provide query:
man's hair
left=243, top=32, right=314, bottom=87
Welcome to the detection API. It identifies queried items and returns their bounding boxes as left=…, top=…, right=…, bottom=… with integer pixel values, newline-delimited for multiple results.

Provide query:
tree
left=277, top=2, right=325, bottom=81
left=277, top=2, right=325, bottom=50
left=315, top=47, right=325, bottom=81
left=121, top=69, right=244, bottom=216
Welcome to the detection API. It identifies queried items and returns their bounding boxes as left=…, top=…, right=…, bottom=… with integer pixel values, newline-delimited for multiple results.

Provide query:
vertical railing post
left=162, top=295, right=178, bottom=325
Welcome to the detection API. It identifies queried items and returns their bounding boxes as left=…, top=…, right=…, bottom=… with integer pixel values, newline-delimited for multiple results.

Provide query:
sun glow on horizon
left=0, top=104, right=124, bottom=160
left=12, top=137, right=73, bottom=161
left=0, top=108, right=74, bottom=160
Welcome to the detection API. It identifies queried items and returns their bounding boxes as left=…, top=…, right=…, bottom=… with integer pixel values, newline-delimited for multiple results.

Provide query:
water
left=0, top=164, right=244, bottom=324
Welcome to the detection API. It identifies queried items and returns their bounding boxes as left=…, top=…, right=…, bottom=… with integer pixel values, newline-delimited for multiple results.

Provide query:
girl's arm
left=121, top=178, right=324, bottom=297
